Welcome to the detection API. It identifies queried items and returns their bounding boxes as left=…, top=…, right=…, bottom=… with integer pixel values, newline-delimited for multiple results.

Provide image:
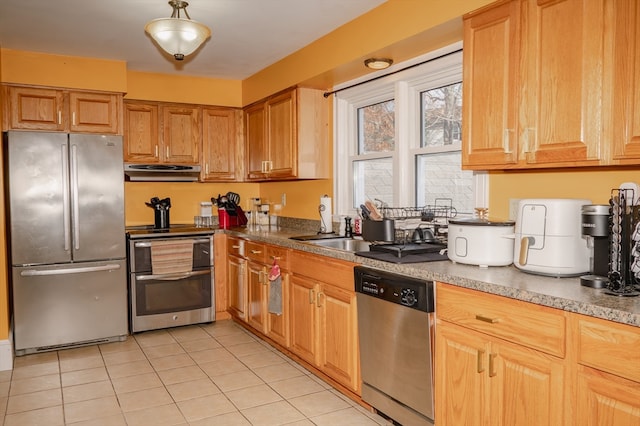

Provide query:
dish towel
left=150, top=239, right=194, bottom=275
left=268, top=260, right=282, bottom=315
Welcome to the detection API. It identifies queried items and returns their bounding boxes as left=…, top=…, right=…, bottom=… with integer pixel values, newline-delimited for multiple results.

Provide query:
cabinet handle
left=523, top=128, right=535, bottom=153
left=268, top=160, right=273, bottom=172
left=270, top=255, right=281, bottom=260
left=205, top=163, right=209, bottom=174
left=316, top=292, right=325, bottom=308
left=308, top=289, right=315, bottom=304
left=155, top=145, right=159, bottom=158
left=477, top=349, right=485, bottom=373
left=489, top=353, right=497, bottom=377
left=503, top=129, right=513, bottom=154
left=250, top=250, right=262, bottom=254
left=261, top=269, right=267, bottom=285
left=57, top=111, right=62, bottom=125
left=72, top=112, right=76, bottom=126
left=232, top=245, right=241, bottom=249
left=166, top=146, right=170, bottom=158
left=475, top=314, right=500, bottom=324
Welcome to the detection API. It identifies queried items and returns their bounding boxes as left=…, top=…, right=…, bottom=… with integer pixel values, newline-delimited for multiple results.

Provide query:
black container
left=154, top=208, right=170, bottom=229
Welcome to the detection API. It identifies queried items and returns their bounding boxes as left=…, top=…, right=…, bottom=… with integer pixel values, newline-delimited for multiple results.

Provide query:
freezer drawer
left=13, top=259, right=128, bottom=355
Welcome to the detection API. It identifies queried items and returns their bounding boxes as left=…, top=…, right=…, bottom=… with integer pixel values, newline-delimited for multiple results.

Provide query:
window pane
left=353, top=158, right=393, bottom=208
left=421, top=83, right=462, bottom=147
left=416, top=152, right=473, bottom=213
left=358, top=100, right=395, bottom=154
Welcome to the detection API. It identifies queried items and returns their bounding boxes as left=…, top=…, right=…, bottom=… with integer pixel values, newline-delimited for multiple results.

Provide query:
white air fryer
left=514, top=198, right=591, bottom=277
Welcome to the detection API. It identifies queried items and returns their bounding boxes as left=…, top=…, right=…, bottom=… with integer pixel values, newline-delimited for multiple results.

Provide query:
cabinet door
left=202, top=107, right=240, bottom=181
left=266, top=272, right=289, bottom=348
left=227, top=255, right=247, bottom=320
left=289, top=275, right=317, bottom=365
left=162, top=105, right=200, bottom=163
left=4, top=86, right=66, bottom=131
left=317, top=283, right=359, bottom=392
left=462, top=0, right=521, bottom=169
left=435, top=320, right=489, bottom=426
left=123, top=102, right=159, bottom=163
left=69, top=91, right=120, bottom=134
left=576, top=365, right=640, bottom=426
left=245, top=103, right=267, bottom=180
left=523, top=0, right=604, bottom=166
left=610, top=0, right=640, bottom=163
left=491, top=339, right=566, bottom=426
left=265, top=90, right=296, bottom=178
left=247, top=261, right=267, bottom=333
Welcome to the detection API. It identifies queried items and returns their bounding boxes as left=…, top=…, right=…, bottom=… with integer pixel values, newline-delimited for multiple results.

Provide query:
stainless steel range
left=126, top=225, right=215, bottom=332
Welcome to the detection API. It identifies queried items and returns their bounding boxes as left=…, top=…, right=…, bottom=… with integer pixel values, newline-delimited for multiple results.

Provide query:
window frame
left=333, top=42, right=487, bottom=217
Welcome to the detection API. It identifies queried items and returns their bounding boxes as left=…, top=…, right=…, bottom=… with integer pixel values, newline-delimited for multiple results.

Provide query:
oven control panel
left=355, top=266, right=433, bottom=313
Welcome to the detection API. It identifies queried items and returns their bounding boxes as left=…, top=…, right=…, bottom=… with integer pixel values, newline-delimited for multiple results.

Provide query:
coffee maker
left=580, top=204, right=610, bottom=288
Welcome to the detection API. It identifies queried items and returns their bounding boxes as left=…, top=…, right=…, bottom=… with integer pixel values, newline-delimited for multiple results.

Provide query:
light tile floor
left=0, top=320, right=392, bottom=426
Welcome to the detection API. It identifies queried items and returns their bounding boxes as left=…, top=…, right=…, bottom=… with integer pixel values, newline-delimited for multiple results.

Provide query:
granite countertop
left=226, top=226, right=640, bottom=328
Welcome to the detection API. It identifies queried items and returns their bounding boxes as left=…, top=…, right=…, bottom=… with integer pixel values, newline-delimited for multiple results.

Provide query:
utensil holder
left=362, top=219, right=395, bottom=242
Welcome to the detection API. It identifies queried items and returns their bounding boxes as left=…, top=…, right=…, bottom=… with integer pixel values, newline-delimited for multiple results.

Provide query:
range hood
left=124, top=164, right=201, bottom=182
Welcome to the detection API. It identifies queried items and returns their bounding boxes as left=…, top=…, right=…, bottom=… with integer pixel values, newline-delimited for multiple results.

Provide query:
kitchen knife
left=360, top=204, right=371, bottom=220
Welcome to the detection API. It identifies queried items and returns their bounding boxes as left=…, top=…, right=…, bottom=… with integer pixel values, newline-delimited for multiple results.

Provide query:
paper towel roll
left=319, top=195, right=333, bottom=234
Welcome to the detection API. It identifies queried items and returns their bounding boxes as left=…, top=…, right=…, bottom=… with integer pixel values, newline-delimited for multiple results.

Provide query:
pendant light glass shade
left=145, top=1, right=211, bottom=61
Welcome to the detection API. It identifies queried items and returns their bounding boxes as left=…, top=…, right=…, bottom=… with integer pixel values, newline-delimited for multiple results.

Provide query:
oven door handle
left=134, top=238, right=211, bottom=248
left=135, top=269, right=210, bottom=281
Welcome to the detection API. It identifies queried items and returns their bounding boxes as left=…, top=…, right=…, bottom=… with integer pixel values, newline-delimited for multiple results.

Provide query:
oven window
left=135, top=273, right=212, bottom=315
left=133, top=239, right=212, bottom=273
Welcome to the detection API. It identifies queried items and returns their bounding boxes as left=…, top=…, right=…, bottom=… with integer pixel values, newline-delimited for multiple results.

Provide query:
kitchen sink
left=306, top=238, right=370, bottom=252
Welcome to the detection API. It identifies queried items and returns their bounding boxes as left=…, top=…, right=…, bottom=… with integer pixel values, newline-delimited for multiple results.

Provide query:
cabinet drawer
left=290, top=251, right=355, bottom=291
left=575, top=314, right=640, bottom=382
left=245, top=241, right=267, bottom=263
left=436, top=283, right=566, bottom=357
left=227, top=237, right=245, bottom=257
left=266, top=244, right=289, bottom=270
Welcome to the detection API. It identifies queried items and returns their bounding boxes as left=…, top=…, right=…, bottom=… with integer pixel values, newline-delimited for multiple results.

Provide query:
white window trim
left=332, top=41, right=487, bottom=217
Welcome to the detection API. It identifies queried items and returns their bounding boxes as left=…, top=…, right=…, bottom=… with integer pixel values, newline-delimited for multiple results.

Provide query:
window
left=334, top=43, right=485, bottom=217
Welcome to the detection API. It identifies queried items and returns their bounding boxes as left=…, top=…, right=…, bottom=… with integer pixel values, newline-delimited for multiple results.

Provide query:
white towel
left=150, top=240, right=194, bottom=275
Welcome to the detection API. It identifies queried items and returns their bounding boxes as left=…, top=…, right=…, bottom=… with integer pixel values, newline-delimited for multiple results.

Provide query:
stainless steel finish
left=306, top=238, right=371, bottom=252
left=128, top=232, right=215, bottom=333
left=355, top=266, right=435, bottom=425
left=5, top=131, right=127, bottom=355
left=124, top=163, right=201, bottom=182
left=13, top=260, right=127, bottom=356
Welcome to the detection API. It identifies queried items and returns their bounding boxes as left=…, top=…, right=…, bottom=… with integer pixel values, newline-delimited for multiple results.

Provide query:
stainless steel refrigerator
left=4, top=131, right=128, bottom=355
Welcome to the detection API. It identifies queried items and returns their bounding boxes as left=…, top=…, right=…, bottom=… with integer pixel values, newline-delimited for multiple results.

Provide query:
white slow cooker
left=447, top=217, right=515, bottom=267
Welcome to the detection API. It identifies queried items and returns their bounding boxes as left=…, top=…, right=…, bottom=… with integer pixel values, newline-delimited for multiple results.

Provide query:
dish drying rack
left=608, top=188, right=640, bottom=296
left=365, top=199, right=457, bottom=243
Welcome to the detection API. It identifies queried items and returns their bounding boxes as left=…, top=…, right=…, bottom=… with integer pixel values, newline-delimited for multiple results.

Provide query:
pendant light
left=145, top=0, right=211, bottom=61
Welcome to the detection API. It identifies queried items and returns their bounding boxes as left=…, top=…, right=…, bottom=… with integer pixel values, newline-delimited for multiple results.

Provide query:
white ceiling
left=0, top=0, right=386, bottom=80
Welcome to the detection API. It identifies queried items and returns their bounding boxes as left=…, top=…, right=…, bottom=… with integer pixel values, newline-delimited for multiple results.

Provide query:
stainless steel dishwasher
left=355, top=266, right=435, bottom=426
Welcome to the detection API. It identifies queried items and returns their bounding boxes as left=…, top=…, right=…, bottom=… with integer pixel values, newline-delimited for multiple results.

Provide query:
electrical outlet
left=509, top=198, right=521, bottom=220
left=281, top=193, right=287, bottom=206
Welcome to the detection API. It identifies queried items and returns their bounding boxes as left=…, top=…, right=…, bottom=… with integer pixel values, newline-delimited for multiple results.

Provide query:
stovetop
left=126, top=224, right=216, bottom=239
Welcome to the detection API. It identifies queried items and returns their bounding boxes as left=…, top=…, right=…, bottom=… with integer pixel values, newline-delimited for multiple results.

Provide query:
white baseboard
left=0, top=337, right=13, bottom=371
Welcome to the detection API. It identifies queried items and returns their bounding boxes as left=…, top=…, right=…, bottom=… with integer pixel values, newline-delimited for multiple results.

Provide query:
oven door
left=130, top=268, right=214, bottom=332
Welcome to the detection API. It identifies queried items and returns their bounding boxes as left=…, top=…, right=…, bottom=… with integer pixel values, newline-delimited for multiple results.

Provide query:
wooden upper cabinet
left=123, top=100, right=201, bottom=165
left=462, top=0, right=606, bottom=169
left=162, top=105, right=200, bottom=164
left=68, top=91, right=120, bottom=134
left=462, top=0, right=521, bottom=168
left=244, top=87, right=328, bottom=181
left=3, top=85, right=122, bottom=134
left=610, top=0, right=640, bottom=164
left=201, top=107, right=242, bottom=181
left=123, top=101, right=159, bottom=162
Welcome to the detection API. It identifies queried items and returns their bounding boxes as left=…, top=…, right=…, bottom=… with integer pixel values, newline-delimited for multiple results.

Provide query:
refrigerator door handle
left=20, top=264, right=122, bottom=277
left=61, top=144, right=71, bottom=252
left=70, top=144, right=80, bottom=251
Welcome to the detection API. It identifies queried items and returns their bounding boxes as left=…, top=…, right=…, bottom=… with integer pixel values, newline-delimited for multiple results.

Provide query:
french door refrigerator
left=4, top=131, right=128, bottom=355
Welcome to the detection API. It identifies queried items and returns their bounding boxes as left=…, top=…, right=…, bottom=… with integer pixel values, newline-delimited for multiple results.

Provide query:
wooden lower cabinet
left=227, top=254, right=247, bottom=320
left=289, top=274, right=318, bottom=365
left=436, top=320, right=565, bottom=426
left=576, top=366, right=640, bottom=426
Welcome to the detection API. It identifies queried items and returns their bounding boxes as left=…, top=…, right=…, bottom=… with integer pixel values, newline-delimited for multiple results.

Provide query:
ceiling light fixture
left=364, top=58, right=393, bottom=70
left=145, top=0, right=211, bottom=61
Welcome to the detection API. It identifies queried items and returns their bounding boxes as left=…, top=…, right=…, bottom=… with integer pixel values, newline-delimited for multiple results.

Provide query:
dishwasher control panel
left=355, top=266, right=433, bottom=312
